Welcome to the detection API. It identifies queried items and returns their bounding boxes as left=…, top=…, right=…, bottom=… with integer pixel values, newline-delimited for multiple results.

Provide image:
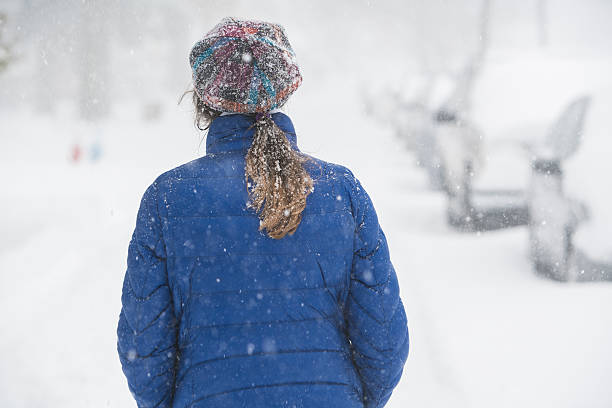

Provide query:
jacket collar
left=205, top=112, right=299, bottom=155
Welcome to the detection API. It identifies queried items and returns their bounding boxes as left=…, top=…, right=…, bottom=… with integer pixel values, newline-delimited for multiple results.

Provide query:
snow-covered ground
left=2, top=1, right=612, bottom=407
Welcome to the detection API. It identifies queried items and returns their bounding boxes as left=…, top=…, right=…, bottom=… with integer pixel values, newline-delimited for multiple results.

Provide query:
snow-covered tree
left=0, top=12, right=11, bottom=73
left=77, top=1, right=110, bottom=121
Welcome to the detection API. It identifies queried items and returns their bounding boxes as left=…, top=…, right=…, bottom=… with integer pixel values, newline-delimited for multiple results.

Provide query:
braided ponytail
left=245, top=114, right=314, bottom=239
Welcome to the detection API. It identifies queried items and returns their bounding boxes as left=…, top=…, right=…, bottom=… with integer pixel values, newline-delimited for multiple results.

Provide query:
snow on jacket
left=117, top=112, right=409, bottom=408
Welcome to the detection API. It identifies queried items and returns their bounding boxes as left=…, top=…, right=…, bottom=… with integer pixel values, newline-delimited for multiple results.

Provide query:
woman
left=117, top=17, right=409, bottom=408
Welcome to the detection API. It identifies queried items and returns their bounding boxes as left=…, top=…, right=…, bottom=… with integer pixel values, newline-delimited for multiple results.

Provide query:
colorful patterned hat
left=189, top=17, right=302, bottom=114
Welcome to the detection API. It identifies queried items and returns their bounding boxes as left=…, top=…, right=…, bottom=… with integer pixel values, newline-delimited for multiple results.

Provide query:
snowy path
left=1, top=100, right=612, bottom=407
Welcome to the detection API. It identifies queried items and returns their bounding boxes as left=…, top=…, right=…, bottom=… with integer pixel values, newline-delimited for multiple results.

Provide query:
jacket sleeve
left=344, top=172, right=409, bottom=408
left=117, top=182, right=178, bottom=408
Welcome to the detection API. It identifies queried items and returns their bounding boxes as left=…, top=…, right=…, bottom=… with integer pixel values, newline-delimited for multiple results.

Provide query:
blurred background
left=1, top=0, right=611, bottom=407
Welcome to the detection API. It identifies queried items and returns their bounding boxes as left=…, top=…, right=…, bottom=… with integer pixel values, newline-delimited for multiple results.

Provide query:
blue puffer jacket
left=117, top=113, right=409, bottom=408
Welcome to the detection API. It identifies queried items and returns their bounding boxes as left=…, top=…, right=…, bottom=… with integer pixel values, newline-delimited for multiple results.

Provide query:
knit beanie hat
left=189, top=17, right=302, bottom=114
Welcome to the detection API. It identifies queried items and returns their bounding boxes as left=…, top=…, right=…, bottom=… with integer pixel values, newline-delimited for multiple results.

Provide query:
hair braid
left=245, top=114, right=314, bottom=239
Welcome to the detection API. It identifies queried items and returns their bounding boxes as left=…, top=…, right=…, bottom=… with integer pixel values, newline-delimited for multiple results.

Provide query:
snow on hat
left=189, top=17, right=302, bottom=114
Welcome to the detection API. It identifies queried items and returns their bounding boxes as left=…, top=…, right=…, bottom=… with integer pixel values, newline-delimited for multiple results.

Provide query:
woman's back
left=170, top=112, right=363, bottom=406
left=117, top=18, right=408, bottom=408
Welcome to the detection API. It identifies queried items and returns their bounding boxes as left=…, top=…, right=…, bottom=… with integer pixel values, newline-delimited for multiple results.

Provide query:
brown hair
left=181, top=89, right=222, bottom=130
left=182, top=89, right=314, bottom=239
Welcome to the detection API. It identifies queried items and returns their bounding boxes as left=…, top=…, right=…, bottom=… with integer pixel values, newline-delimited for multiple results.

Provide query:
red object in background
left=71, top=144, right=82, bottom=163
